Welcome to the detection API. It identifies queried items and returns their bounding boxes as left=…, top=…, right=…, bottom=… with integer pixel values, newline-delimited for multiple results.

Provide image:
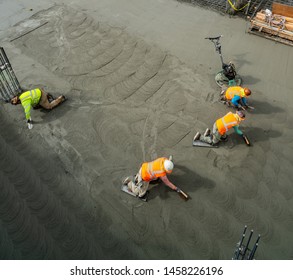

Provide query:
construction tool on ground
left=242, top=134, right=251, bottom=146
left=177, top=189, right=189, bottom=200
left=205, top=35, right=242, bottom=87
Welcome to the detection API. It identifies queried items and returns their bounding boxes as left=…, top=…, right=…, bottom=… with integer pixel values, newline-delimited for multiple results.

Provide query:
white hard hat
left=164, top=159, right=174, bottom=173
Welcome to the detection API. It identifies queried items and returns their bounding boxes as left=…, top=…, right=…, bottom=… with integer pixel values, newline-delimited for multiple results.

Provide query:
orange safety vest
left=216, top=112, right=240, bottom=135
left=141, top=157, right=170, bottom=181
left=225, top=86, right=245, bottom=100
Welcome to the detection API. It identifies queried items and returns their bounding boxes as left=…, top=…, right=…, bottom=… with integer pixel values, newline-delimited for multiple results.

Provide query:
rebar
left=178, top=0, right=293, bottom=18
left=0, top=47, right=22, bottom=102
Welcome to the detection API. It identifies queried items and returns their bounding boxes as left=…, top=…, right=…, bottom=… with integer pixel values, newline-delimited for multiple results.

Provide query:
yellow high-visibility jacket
left=19, top=88, right=42, bottom=119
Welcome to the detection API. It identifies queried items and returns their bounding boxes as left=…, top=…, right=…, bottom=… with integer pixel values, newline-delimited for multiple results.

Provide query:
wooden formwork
left=248, top=2, right=293, bottom=47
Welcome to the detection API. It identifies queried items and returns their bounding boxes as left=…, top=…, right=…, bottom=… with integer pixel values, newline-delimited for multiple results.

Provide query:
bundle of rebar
left=0, top=47, right=22, bottom=102
left=232, top=225, right=261, bottom=260
left=178, top=0, right=293, bottom=18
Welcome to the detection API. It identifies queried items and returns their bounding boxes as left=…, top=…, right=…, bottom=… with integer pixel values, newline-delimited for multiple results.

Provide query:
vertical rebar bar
left=245, top=0, right=252, bottom=15
left=248, top=235, right=260, bottom=260
left=0, top=76, right=11, bottom=101
left=234, top=225, right=247, bottom=259
left=0, top=67, right=14, bottom=97
left=0, top=47, right=21, bottom=94
left=241, top=230, right=253, bottom=259
left=0, top=47, right=22, bottom=101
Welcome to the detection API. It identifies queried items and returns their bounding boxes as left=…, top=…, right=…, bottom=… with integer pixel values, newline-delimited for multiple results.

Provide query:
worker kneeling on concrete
left=195, top=110, right=250, bottom=146
left=123, top=156, right=180, bottom=198
left=11, top=88, right=66, bottom=129
left=220, top=86, right=251, bottom=109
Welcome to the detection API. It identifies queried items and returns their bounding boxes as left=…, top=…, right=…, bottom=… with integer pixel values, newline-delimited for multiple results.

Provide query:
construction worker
left=195, top=110, right=248, bottom=146
left=222, top=61, right=237, bottom=81
left=123, top=156, right=181, bottom=198
left=10, top=88, right=66, bottom=129
left=220, top=86, right=251, bottom=109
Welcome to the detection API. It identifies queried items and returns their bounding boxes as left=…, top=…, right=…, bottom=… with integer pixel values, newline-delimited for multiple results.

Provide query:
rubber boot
left=122, top=176, right=131, bottom=185
left=204, top=128, right=210, bottom=137
left=193, top=132, right=201, bottom=141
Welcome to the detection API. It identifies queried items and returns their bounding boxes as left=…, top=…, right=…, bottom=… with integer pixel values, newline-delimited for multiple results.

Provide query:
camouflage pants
left=127, top=168, right=149, bottom=197
left=200, top=123, right=223, bottom=145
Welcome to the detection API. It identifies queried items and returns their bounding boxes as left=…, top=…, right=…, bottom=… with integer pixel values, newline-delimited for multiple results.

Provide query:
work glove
left=176, top=187, right=181, bottom=193
left=27, top=118, right=33, bottom=130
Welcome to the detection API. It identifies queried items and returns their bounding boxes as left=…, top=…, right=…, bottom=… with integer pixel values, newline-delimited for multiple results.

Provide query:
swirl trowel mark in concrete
left=2, top=3, right=292, bottom=259
left=0, top=110, right=134, bottom=259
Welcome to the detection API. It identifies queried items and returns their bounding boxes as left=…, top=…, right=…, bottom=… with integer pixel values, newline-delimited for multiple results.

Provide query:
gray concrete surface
left=0, top=0, right=292, bottom=260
